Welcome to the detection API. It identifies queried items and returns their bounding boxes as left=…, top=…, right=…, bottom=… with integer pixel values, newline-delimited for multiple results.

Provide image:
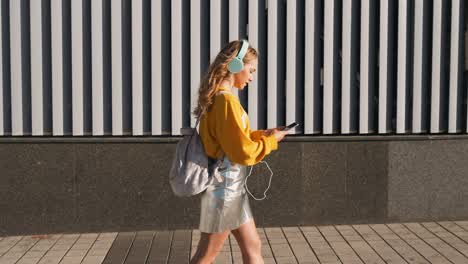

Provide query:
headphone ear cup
left=228, top=58, right=244, bottom=73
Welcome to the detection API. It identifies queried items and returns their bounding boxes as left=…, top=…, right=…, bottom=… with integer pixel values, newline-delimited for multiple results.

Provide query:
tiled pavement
left=2, top=221, right=468, bottom=263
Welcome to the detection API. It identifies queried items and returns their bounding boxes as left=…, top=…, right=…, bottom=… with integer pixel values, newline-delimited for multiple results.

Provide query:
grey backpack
left=169, top=116, right=222, bottom=197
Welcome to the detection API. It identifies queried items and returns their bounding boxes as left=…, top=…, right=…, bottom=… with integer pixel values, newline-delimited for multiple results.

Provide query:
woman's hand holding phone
left=272, top=129, right=289, bottom=142
left=264, top=122, right=298, bottom=141
left=264, top=127, right=289, bottom=142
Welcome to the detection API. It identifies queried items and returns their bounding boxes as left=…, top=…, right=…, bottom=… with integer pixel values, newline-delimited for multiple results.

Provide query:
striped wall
left=0, top=0, right=467, bottom=136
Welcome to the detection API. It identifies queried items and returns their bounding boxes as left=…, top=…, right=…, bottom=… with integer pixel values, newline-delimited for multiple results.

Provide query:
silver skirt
left=199, top=156, right=253, bottom=233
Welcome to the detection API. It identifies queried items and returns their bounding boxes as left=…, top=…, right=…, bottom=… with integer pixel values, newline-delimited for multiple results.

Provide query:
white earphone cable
left=244, top=161, right=273, bottom=201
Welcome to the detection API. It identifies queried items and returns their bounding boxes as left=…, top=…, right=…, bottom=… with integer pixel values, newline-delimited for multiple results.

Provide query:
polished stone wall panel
left=388, top=140, right=468, bottom=221
left=346, top=142, right=388, bottom=222
left=0, top=144, right=76, bottom=235
left=0, top=139, right=467, bottom=236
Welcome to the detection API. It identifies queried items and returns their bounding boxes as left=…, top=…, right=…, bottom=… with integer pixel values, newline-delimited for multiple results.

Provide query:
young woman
left=190, top=40, right=288, bottom=264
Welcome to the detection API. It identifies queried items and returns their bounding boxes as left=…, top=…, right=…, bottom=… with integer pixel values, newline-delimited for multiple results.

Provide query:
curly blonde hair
left=193, top=40, right=258, bottom=118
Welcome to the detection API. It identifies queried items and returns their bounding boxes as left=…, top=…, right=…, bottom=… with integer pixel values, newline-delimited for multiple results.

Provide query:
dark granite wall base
left=0, top=139, right=467, bottom=236
left=388, top=140, right=468, bottom=221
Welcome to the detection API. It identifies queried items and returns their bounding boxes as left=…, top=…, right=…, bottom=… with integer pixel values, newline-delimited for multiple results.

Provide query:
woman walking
left=190, top=40, right=288, bottom=264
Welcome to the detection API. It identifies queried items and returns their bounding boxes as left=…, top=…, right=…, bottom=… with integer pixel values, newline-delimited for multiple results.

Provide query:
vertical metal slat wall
left=0, top=0, right=467, bottom=136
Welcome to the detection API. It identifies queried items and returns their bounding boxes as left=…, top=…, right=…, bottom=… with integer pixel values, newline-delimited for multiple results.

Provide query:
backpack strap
left=180, top=113, right=203, bottom=135
left=194, top=115, right=202, bottom=129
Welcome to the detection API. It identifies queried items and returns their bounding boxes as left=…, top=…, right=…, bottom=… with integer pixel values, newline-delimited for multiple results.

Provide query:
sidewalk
left=1, top=220, right=468, bottom=264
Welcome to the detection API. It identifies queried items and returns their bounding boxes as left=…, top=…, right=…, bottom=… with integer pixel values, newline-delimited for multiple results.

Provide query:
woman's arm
left=250, top=130, right=266, bottom=140
left=215, top=95, right=278, bottom=166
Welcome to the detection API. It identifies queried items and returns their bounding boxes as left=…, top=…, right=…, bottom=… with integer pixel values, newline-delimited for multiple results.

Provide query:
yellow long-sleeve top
left=199, top=86, right=278, bottom=166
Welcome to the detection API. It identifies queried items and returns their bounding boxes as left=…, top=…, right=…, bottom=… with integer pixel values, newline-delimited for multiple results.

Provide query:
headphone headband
left=227, top=40, right=249, bottom=73
left=236, top=40, right=249, bottom=61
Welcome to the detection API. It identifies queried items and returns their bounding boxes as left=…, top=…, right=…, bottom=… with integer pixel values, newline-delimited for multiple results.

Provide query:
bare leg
left=231, top=219, right=264, bottom=264
left=190, top=230, right=230, bottom=264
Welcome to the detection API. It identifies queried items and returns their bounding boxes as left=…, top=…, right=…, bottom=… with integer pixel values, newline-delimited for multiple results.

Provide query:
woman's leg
left=231, top=219, right=264, bottom=264
left=190, top=230, right=230, bottom=264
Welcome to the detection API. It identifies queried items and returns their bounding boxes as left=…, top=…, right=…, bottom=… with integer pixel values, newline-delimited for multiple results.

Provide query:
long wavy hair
left=193, top=40, right=258, bottom=118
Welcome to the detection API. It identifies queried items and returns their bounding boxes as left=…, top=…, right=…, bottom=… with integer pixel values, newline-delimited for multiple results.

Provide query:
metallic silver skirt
left=199, top=157, right=253, bottom=233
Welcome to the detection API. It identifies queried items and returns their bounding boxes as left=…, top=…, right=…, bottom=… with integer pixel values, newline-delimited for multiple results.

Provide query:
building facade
left=0, top=0, right=467, bottom=235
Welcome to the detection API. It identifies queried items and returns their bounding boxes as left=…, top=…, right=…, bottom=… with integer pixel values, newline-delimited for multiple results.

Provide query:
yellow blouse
left=199, top=86, right=278, bottom=166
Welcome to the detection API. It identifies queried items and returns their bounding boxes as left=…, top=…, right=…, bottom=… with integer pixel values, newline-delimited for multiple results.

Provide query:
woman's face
left=233, top=58, right=257, bottom=89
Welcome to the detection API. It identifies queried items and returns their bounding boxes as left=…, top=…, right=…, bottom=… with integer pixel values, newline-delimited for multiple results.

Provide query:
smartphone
left=282, top=122, right=299, bottom=131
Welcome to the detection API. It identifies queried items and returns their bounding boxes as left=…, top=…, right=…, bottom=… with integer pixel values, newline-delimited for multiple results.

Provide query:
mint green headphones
left=227, top=40, right=249, bottom=73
